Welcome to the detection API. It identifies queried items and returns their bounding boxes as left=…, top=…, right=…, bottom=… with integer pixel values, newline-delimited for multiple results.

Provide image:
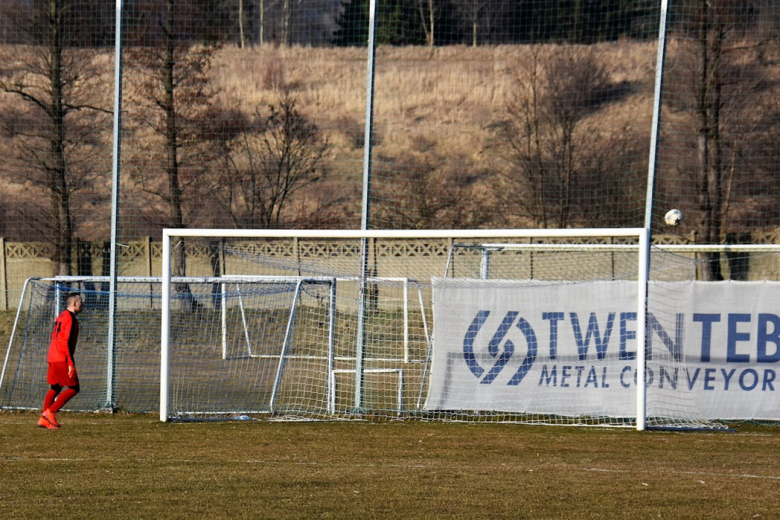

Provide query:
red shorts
left=47, top=362, right=79, bottom=388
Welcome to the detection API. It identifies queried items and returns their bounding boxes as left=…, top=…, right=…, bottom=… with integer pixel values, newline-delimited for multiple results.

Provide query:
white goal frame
left=160, top=228, right=650, bottom=427
left=216, top=275, right=337, bottom=361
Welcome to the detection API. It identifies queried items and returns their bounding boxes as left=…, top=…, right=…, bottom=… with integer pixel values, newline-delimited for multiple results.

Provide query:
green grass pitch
left=1, top=412, right=778, bottom=519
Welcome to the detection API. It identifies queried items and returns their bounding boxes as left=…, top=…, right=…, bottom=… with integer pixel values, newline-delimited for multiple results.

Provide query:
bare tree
left=488, top=45, right=642, bottom=228
left=281, top=0, right=303, bottom=45
left=673, top=0, right=769, bottom=279
left=0, top=0, right=111, bottom=275
left=452, top=0, right=508, bottom=46
left=415, top=0, right=456, bottom=47
left=285, top=184, right=352, bottom=229
left=373, top=152, right=491, bottom=230
left=125, top=0, right=221, bottom=281
left=239, top=0, right=247, bottom=48
left=256, top=0, right=283, bottom=45
left=207, top=93, right=331, bottom=229
left=416, top=0, right=437, bottom=47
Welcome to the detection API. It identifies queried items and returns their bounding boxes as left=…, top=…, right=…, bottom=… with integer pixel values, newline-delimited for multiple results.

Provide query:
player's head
left=66, top=292, right=84, bottom=314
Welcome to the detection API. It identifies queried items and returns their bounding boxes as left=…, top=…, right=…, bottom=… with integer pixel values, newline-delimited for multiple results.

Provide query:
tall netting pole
left=355, top=0, right=380, bottom=412
left=639, top=0, right=671, bottom=431
left=106, top=0, right=125, bottom=410
left=645, top=0, right=670, bottom=235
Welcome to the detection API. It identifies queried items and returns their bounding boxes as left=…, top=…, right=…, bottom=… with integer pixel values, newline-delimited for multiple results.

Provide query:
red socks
left=48, top=388, right=78, bottom=413
left=43, top=389, right=58, bottom=412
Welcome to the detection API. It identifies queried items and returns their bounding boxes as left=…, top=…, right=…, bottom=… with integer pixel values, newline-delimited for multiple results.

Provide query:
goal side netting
left=0, top=275, right=336, bottom=416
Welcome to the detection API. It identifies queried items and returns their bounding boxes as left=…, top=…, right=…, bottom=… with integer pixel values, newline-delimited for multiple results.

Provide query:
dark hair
left=66, top=292, right=82, bottom=306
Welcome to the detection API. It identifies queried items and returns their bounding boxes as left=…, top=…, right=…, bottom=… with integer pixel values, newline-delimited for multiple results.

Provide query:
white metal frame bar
left=218, top=275, right=335, bottom=360
left=269, top=280, right=304, bottom=413
left=636, top=231, right=649, bottom=431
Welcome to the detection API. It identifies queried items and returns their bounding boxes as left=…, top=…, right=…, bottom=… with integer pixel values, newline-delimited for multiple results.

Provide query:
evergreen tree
left=332, top=0, right=429, bottom=46
left=332, top=0, right=369, bottom=46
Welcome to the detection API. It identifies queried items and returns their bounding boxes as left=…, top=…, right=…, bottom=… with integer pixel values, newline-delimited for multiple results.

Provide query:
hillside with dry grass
left=8, top=39, right=778, bottom=239
left=213, top=42, right=658, bottom=174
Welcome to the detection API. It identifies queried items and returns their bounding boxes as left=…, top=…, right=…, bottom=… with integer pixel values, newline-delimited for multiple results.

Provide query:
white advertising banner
left=425, top=279, right=780, bottom=421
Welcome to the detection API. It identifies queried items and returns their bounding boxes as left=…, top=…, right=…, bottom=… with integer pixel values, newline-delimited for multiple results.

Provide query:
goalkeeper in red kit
left=38, top=292, right=84, bottom=429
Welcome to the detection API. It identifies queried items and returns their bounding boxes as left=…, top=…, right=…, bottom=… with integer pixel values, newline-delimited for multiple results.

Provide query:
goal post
left=159, top=228, right=666, bottom=427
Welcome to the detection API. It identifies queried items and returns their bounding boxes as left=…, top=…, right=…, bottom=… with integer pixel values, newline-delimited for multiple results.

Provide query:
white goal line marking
left=583, top=467, right=780, bottom=481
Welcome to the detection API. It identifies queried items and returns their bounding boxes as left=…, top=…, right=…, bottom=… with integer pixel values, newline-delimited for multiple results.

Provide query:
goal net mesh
left=158, top=234, right=722, bottom=429
left=0, top=276, right=336, bottom=416
left=1, top=279, right=162, bottom=412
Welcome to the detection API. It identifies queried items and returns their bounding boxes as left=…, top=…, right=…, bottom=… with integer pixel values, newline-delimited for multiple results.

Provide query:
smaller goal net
left=0, top=276, right=337, bottom=416
left=164, top=275, right=337, bottom=418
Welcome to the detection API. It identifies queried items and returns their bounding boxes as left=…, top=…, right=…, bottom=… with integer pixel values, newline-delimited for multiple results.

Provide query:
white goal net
left=0, top=229, right=725, bottom=429
left=155, top=228, right=726, bottom=430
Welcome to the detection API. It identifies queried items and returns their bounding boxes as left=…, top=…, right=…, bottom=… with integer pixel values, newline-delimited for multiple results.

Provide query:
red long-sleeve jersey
left=47, top=310, right=79, bottom=367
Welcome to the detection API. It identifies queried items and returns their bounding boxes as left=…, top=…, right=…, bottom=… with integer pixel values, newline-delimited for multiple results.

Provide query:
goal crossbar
left=162, top=228, right=647, bottom=240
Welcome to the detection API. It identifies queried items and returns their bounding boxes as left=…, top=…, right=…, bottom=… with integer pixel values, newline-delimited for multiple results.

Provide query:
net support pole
left=326, top=279, right=337, bottom=413
left=636, top=229, right=649, bottom=431
left=403, top=278, right=409, bottom=362
left=355, top=0, right=379, bottom=411
left=637, top=0, right=670, bottom=432
left=160, top=231, right=171, bottom=422
left=416, top=285, right=432, bottom=409
left=269, top=281, right=304, bottom=412
left=105, top=0, right=125, bottom=410
left=644, top=0, right=670, bottom=235
left=221, top=282, right=227, bottom=359
left=237, top=286, right=253, bottom=356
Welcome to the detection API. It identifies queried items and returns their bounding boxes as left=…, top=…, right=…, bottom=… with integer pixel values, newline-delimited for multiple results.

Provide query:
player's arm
left=54, top=314, right=76, bottom=368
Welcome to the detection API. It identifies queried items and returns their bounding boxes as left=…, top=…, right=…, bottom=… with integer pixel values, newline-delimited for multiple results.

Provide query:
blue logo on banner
left=463, top=310, right=537, bottom=385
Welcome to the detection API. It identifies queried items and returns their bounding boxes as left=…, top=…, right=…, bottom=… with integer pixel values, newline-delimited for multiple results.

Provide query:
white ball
left=664, top=209, right=683, bottom=226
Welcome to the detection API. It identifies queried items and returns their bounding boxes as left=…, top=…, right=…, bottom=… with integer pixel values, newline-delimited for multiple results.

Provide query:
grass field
left=1, top=412, right=778, bottom=519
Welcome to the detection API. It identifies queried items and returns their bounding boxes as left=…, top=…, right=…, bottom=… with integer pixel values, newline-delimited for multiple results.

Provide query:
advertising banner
left=425, top=279, right=779, bottom=420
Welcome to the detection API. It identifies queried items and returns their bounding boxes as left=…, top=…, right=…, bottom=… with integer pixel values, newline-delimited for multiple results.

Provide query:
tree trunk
left=165, top=0, right=186, bottom=279
left=49, top=0, right=72, bottom=276
left=428, top=0, right=435, bottom=47
left=282, top=0, right=291, bottom=46
left=571, top=0, right=582, bottom=42
left=239, top=0, right=245, bottom=49
left=696, top=1, right=724, bottom=280
left=708, top=23, right=725, bottom=280
left=259, top=0, right=264, bottom=45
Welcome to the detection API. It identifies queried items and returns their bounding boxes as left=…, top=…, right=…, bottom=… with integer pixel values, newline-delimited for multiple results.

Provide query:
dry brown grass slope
left=0, top=42, right=661, bottom=236
left=211, top=42, right=659, bottom=167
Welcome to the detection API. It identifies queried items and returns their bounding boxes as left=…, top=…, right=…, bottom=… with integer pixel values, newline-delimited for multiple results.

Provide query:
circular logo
left=463, top=310, right=537, bottom=385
